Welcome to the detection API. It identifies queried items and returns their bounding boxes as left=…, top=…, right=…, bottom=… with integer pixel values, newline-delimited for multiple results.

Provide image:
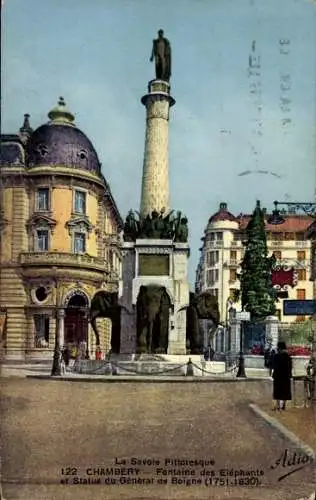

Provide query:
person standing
left=268, top=349, right=276, bottom=377
left=272, top=341, right=292, bottom=410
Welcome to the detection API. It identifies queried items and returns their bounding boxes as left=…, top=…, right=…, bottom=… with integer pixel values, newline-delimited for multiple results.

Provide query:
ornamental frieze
left=136, top=247, right=172, bottom=254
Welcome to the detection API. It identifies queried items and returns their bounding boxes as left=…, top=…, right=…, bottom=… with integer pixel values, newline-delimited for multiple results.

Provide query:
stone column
left=265, top=315, right=279, bottom=350
left=140, top=79, right=175, bottom=217
left=57, top=308, right=65, bottom=348
left=230, top=319, right=241, bottom=355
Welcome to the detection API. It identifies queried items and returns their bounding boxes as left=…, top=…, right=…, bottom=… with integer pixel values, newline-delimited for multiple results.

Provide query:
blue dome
left=26, top=97, right=101, bottom=174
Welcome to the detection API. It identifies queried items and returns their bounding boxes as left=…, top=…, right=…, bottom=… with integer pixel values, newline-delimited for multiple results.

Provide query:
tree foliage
left=238, top=200, right=277, bottom=320
left=279, top=319, right=314, bottom=345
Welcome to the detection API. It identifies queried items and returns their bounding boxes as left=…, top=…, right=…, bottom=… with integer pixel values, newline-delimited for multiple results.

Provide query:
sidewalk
left=262, top=404, right=316, bottom=452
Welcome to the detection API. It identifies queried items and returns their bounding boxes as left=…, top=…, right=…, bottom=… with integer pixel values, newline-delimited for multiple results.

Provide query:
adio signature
left=270, top=449, right=314, bottom=481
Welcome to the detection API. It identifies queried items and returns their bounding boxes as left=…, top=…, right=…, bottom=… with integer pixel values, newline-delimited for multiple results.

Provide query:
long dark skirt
left=273, top=377, right=292, bottom=401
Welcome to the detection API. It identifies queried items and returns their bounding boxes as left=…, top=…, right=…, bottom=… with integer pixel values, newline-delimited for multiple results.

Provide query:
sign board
left=138, top=254, right=170, bottom=276
left=235, top=311, right=251, bottom=321
left=283, top=300, right=316, bottom=316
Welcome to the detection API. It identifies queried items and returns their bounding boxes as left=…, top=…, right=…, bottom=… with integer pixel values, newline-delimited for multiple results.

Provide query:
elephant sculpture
left=90, top=291, right=129, bottom=354
left=136, top=285, right=171, bottom=354
left=181, top=291, right=220, bottom=354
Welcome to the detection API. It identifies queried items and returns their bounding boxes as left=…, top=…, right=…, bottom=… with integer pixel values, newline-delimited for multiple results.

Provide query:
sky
left=2, top=0, right=316, bottom=285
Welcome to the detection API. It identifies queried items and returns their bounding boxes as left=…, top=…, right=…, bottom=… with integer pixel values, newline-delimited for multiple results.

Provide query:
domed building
left=0, top=97, right=123, bottom=360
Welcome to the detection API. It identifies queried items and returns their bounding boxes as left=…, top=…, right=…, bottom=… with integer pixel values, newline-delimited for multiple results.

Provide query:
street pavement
left=1, top=376, right=315, bottom=499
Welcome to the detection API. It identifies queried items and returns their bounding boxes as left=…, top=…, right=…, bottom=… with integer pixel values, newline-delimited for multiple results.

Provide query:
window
left=74, top=190, right=86, bottom=214
left=206, top=269, right=219, bottom=286
left=210, top=289, right=218, bottom=300
left=35, top=287, right=48, bottom=302
left=36, top=229, right=48, bottom=251
left=74, top=232, right=86, bottom=253
left=207, top=251, right=219, bottom=266
left=273, top=251, right=282, bottom=260
left=272, top=232, right=283, bottom=241
left=297, top=269, right=306, bottom=281
left=34, top=314, right=49, bottom=347
left=229, top=288, right=238, bottom=301
left=229, top=269, right=237, bottom=282
left=284, top=232, right=294, bottom=240
left=296, top=232, right=304, bottom=241
left=230, top=250, right=237, bottom=260
left=297, top=251, right=305, bottom=261
left=296, top=289, right=306, bottom=300
left=109, top=249, right=114, bottom=269
left=37, top=188, right=49, bottom=211
left=209, top=233, right=215, bottom=241
left=233, top=232, right=242, bottom=241
left=216, top=232, right=223, bottom=241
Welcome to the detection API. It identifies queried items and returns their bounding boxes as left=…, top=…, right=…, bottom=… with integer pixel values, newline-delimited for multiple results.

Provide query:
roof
left=0, top=135, right=25, bottom=166
left=26, top=123, right=101, bottom=174
left=237, top=214, right=313, bottom=232
left=25, top=97, right=101, bottom=175
left=208, top=202, right=237, bottom=224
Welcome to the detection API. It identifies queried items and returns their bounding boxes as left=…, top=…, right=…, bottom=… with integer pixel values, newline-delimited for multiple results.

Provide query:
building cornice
left=65, top=215, right=95, bottom=236
left=27, top=213, right=57, bottom=231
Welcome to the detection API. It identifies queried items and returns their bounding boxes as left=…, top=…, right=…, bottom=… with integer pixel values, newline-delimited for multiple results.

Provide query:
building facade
left=196, top=202, right=313, bottom=328
left=0, top=98, right=123, bottom=360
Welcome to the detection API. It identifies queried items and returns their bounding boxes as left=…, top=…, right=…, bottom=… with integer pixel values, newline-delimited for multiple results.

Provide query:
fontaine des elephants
left=83, top=31, right=220, bottom=366
left=90, top=288, right=219, bottom=356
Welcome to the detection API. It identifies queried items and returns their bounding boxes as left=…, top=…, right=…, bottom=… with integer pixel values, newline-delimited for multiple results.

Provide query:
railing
left=228, top=259, right=239, bottom=267
left=295, top=241, right=308, bottom=247
left=207, top=240, right=224, bottom=247
left=269, top=240, right=284, bottom=246
left=230, top=241, right=242, bottom=247
left=20, top=252, right=108, bottom=271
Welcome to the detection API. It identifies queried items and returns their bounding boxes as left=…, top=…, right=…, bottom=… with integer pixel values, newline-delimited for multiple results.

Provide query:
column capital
left=57, top=308, right=65, bottom=319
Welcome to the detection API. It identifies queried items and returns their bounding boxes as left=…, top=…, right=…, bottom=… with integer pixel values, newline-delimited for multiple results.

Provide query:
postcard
left=1, top=0, right=315, bottom=499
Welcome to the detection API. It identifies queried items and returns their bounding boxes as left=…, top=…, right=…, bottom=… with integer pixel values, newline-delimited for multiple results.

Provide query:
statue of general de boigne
left=150, top=29, right=171, bottom=82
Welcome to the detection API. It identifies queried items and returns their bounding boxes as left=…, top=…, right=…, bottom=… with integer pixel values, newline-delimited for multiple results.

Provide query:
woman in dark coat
left=272, top=341, right=292, bottom=410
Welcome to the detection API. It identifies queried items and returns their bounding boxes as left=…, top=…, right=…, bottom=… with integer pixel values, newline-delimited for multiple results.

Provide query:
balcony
left=269, top=240, right=284, bottom=247
left=20, top=252, right=108, bottom=272
left=228, top=259, right=239, bottom=267
left=207, top=240, right=223, bottom=247
left=295, top=241, right=307, bottom=247
left=230, top=240, right=242, bottom=247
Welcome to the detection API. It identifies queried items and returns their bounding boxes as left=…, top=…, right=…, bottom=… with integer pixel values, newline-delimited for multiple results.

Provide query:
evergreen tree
left=238, top=200, right=276, bottom=320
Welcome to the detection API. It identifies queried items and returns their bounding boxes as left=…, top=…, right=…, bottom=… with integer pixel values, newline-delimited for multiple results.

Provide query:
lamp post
left=236, top=311, right=250, bottom=378
left=268, top=200, right=316, bottom=404
left=51, top=273, right=64, bottom=377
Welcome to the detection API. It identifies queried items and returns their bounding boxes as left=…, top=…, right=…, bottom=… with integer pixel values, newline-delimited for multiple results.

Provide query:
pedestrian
left=268, top=349, right=276, bottom=377
left=63, top=346, right=70, bottom=369
left=272, top=341, right=292, bottom=411
left=264, top=347, right=270, bottom=368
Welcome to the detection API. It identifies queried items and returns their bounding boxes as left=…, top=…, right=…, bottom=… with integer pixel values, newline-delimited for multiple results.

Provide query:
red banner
left=272, top=266, right=297, bottom=289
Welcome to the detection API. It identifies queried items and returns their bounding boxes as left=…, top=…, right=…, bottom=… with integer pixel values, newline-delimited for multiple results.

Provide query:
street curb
left=23, top=374, right=273, bottom=383
left=249, top=403, right=316, bottom=459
